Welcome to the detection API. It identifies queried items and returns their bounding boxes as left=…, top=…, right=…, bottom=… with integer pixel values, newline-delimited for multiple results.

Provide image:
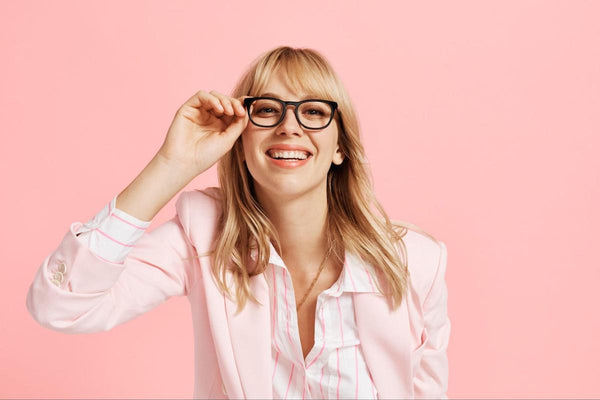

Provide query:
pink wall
left=2, top=0, right=599, bottom=398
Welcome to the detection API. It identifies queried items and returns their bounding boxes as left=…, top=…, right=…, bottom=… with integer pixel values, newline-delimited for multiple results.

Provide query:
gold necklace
left=295, top=240, right=334, bottom=311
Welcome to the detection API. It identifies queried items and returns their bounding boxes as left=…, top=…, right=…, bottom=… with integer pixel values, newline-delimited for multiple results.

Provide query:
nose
left=276, top=104, right=303, bottom=136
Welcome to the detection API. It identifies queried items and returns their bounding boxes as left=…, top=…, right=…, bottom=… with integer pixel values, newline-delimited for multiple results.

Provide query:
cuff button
left=58, top=263, right=67, bottom=273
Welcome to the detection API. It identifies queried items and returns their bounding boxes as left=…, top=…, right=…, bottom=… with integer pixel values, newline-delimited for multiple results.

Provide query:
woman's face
left=241, top=70, right=344, bottom=201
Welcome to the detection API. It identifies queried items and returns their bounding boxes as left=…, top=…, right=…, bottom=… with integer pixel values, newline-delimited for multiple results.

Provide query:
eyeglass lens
left=248, top=99, right=332, bottom=129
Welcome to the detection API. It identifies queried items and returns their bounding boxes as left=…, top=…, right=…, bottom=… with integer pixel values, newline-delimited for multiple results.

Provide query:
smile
left=265, top=151, right=313, bottom=169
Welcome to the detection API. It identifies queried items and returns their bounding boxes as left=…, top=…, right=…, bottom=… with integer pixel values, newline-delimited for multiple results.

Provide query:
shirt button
left=58, top=263, right=67, bottom=273
left=51, top=278, right=61, bottom=287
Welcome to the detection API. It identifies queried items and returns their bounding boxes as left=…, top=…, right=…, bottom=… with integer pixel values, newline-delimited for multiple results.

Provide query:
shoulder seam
left=390, top=219, right=440, bottom=245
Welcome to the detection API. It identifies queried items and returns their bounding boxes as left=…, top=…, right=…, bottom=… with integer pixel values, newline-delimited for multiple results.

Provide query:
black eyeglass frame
left=243, top=96, right=339, bottom=130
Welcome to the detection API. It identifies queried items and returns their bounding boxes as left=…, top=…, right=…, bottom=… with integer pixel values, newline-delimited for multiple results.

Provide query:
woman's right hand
left=157, top=90, right=249, bottom=178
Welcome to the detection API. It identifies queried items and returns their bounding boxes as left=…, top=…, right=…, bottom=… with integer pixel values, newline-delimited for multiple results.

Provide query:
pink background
left=2, top=0, right=599, bottom=398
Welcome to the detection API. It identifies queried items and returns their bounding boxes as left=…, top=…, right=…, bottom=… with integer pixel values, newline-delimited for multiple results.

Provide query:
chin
left=251, top=176, right=306, bottom=198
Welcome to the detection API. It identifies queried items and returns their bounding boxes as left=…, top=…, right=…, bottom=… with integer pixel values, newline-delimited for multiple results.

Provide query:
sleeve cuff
left=74, top=195, right=152, bottom=264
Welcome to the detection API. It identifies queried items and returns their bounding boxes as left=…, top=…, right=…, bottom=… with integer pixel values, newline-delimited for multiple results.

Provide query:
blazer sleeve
left=25, top=193, right=197, bottom=334
left=413, top=240, right=451, bottom=399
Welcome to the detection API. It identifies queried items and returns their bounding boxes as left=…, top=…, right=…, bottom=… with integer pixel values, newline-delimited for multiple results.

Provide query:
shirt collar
left=250, top=241, right=381, bottom=295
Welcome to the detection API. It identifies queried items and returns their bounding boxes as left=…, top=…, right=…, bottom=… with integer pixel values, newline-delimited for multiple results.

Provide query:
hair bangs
left=249, top=50, right=337, bottom=103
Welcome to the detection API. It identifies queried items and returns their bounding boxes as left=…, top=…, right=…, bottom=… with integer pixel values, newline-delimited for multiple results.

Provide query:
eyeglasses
left=243, top=96, right=338, bottom=130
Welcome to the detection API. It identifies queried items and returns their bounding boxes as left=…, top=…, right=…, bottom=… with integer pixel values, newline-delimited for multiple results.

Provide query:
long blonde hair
left=197, top=46, right=415, bottom=314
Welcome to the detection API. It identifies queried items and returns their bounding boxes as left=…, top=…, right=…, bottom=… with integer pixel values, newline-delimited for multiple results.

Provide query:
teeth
left=268, top=150, right=310, bottom=160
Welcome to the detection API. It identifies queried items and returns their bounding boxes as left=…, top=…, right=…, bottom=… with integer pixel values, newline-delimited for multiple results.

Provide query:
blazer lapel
left=197, top=261, right=246, bottom=399
left=224, top=270, right=272, bottom=399
left=353, top=274, right=414, bottom=399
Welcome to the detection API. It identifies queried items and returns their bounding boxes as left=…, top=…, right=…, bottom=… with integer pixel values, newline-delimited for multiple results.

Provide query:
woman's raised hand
left=157, top=90, right=249, bottom=178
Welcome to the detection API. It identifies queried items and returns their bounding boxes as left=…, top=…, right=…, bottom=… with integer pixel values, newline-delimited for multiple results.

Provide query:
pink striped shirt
left=258, top=243, right=380, bottom=399
left=74, top=194, right=380, bottom=399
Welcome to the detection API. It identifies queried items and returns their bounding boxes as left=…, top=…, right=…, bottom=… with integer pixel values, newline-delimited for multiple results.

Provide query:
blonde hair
left=195, top=46, right=416, bottom=314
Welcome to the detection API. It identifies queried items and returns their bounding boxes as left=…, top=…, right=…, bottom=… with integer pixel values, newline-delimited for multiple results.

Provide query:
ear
left=332, top=143, right=345, bottom=165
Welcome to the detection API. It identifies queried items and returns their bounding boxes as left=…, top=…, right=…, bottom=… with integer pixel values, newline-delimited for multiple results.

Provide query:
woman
left=26, top=46, right=450, bottom=399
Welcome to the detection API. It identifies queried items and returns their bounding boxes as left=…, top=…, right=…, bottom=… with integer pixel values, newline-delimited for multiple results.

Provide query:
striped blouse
left=74, top=194, right=381, bottom=399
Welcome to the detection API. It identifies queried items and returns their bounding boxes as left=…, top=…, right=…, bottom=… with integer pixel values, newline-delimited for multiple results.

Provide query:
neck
left=254, top=183, right=333, bottom=276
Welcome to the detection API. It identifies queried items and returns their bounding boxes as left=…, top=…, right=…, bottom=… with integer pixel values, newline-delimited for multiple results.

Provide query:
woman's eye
left=306, top=109, right=324, bottom=115
left=258, top=107, right=275, bottom=114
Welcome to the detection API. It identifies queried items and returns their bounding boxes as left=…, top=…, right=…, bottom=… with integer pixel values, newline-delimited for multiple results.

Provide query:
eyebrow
left=258, top=92, right=317, bottom=101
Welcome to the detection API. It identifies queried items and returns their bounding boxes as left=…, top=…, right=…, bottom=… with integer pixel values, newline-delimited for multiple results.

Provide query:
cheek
left=240, top=135, right=264, bottom=169
left=317, top=136, right=339, bottom=160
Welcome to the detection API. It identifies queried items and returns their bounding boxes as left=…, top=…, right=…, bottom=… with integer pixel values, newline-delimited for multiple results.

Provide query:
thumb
left=222, top=113, right=248, bottom=138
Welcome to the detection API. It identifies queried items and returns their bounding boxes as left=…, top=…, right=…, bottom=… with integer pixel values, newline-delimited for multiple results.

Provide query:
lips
left=265, top=144, right=313, bottom=156
left=266, top=152, right=312, bottom=168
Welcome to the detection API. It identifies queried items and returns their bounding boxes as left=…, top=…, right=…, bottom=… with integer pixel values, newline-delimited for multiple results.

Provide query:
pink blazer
left=26, top=187, right=450, bottom=399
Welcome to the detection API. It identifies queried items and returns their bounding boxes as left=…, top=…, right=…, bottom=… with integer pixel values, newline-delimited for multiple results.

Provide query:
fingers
left=182, top=90, right=220, bottom=114
left=209, top=90, right=246, bottom=118
left=182, top=90, right=248, bottom=126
